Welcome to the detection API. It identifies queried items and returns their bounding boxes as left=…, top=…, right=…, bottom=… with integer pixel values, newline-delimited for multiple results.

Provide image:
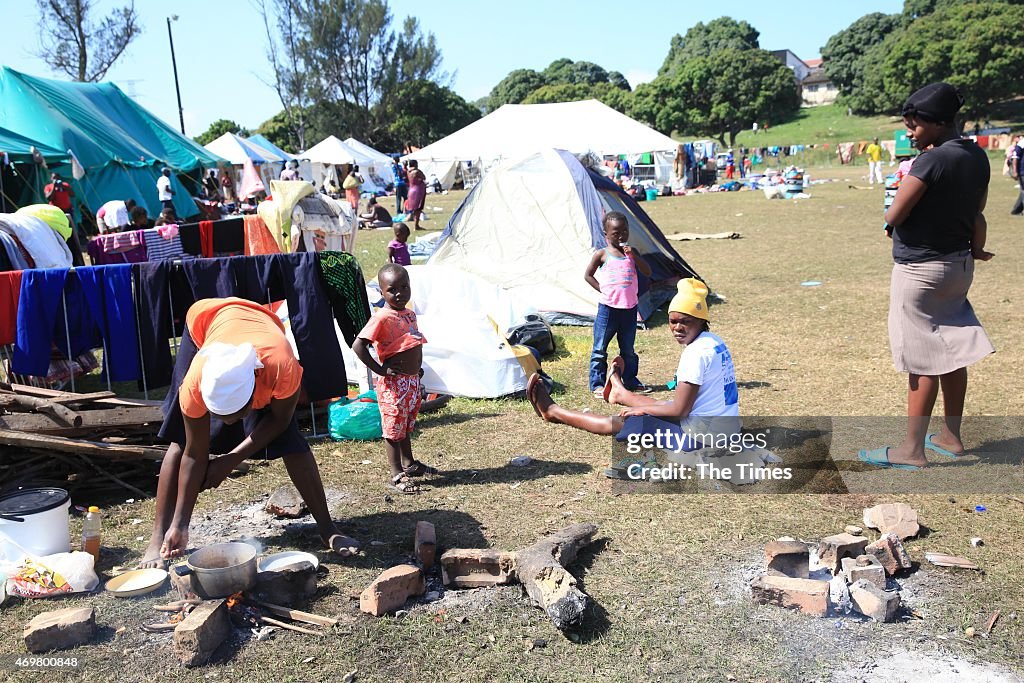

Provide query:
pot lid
left=0, top=488, right=70, bottom=517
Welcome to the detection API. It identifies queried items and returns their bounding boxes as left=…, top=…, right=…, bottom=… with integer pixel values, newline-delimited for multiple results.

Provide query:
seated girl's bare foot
left=527, top=375, right=561, bottom=424
left=138, top=536, right=168, bottom=569
left=606, top=370, right=631, bottom=405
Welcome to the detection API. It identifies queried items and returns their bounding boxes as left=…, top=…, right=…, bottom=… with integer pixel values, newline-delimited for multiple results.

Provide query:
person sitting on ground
left=526, top=278, right=740, bottom=477
left=359, top=196, right=393, bottom=229
left=139, top=297, right=361, bottom=567
left=203, top=170, right=221, bottom=201
left=352, top=264, right=438, bottom=494
left=387, top=223, right=411, bottom=266
left=154, top=207, right=176, bottom=226
left=585, top=211, right=652, bottom=397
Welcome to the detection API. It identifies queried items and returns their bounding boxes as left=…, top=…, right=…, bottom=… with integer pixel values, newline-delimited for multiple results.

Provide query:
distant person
left=203, top=170, right=221, bottom=201
left=405, top=159, right=427, bottom=230
left=360, top=196, right=393, bottom=229
left=130, top=205, right=152, bottom=229
left=96, top=198, right=136, bottom=234
left=221, top=169, right=238, bottom=204
left=392, top=159, right=408, bottom=215
left=861, top=82, right=994, bottom=471
left=342, top=164, right=363, bottom=210
left=866, top=138, right=884, bottom=186
left=725, top=149, right=735, bottom=180
left=387, top=223, right=411, bottom=265
left=44, top=172, right=84, bottom=265
left=752, top=121, right=758, bottom=135
left=280, top=160, right=301, bottom=181
left=154, top=208, right=177, bottom=227
left=1010, top=137, right=1023, bottom=216
left=584, top=211, right=653, bottom=398
left=740, top=154, right=749, bottom=179
left=157, top=167, right=176, bottom=212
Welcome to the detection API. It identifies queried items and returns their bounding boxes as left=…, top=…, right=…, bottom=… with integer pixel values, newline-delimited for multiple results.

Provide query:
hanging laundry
left=837, top=143, right=856, bottom=164
left=0, top=270, right=22, bottom=345
left=13, top=269, right=100, bottom=377
left=0, top=214, right=72, bottom=269
left=142, top=227, right=187, bottom=262
left=212, top=217, right=245, bottom=256
left=199, top=220, right=215, bottom=258
left=0, top=231, right=30, bottom=271
left=179, top=223, right=203, bottom=257
left=87, top=237, right=148, bottom=265
left=73, top=265, right=140, bottom=381
left=238, top=157, right=265, bottom=200
left=243, top=214, right=280, bottom=256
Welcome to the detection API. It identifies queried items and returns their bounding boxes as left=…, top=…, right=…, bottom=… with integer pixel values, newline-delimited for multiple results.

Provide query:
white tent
left=428, top=148, right=700, bottom=324
left=302, top=135, right=381, bottom=195
left=403, top=100, right=680, bottom=189
left=204, top=132, right=288, bottom=195
left=343, top=137, right=395, bottom=193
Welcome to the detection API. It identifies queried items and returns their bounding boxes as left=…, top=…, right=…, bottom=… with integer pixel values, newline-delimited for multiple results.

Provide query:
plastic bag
left=5, top=552, right=99, bottom=598
left=507, top=314, right=556, bottom=357
left=328, top=392, right=383, bottom=441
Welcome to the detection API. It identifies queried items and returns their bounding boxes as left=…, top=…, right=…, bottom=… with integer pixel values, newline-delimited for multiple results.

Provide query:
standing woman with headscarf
left=405, top=159, right=426, bottom=230
left=860, top=83, right=995, bottom=471
left=343, top=164, right=363, bottom=211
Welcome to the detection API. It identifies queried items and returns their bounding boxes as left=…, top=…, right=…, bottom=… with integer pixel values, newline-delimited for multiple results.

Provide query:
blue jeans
left=395, top=183, right=408, bottom=214
left=589, top=303, right=639, bottom=391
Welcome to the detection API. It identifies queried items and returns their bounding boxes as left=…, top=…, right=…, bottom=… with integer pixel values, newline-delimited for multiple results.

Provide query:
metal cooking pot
left=174, top=542, right=257, bottom=599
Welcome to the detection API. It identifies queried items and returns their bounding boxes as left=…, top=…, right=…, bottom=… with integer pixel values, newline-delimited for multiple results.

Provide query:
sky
left=4, top=0, right=903, bottom=139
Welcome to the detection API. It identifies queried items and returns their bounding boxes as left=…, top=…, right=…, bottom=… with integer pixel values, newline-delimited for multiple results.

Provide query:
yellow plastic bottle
left=82, top=506, right=102, bottom=564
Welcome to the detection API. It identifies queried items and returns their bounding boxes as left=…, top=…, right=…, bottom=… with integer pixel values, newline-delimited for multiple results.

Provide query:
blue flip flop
left=858, top=447, right=921, bottom=471
left=925, top=433, right=961, bottom=458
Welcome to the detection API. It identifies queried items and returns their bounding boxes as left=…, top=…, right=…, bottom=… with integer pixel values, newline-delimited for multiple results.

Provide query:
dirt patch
left=831, top=648, right=1023, bottom=682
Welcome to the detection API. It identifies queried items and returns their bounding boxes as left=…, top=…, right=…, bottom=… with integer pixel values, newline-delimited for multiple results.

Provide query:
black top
left=892, top=138, right=989, bottom=264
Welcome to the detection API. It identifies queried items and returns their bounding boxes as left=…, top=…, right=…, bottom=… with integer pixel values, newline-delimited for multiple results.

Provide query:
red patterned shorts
left=375, top=373, right=422, bottom=440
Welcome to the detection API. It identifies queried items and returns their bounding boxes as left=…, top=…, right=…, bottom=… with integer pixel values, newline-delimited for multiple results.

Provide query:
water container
left=0, top=488, right=71, bottom=557
left=645, top=187, right=658, bottom=202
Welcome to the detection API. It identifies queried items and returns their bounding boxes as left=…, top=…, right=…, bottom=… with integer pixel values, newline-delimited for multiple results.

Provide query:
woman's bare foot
left=881, top=442, right=929, bottom=468
left=323, top=532, right=361, bottom=558
left=526, top=374, right=561, bottom=423
left=138, top=536, right=168, bottom=569
left=929, top=431, right=965, bottom=456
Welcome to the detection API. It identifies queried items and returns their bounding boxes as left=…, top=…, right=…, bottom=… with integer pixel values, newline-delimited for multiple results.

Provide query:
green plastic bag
left=328, top=392, right=383, bottom=441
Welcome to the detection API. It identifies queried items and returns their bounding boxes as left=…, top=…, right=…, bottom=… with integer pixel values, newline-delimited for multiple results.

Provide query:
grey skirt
left=889, top=251, right=995, bottom=375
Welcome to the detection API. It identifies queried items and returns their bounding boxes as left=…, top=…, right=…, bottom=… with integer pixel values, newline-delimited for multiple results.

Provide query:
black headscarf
left=901, top=82, right=964, bottom=124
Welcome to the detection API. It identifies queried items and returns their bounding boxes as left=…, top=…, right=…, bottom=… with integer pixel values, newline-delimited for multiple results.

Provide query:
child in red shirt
left=353, top=264, right=437, bottom=493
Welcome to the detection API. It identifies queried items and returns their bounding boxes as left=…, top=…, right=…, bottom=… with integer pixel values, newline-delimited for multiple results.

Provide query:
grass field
left=2, top=165, right=1024, bottom=682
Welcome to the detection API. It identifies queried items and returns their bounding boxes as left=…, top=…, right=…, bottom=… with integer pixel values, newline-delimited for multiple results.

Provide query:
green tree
left=659, top=17, right=760, bottom=77
left=374, top=80, right=480, bottom=149
left=820, top=12, right=902, bottom=98
left=255, top=111, right=299, bottom=152
left=194, top=119, right=250, bottom=146
left=34, top=0, right=141, bottom=82
left=876, top=2, right=1024, bottom=122
left=522, top=82, right=631, bottom=113
left=635, top=49, right=799, bottom=146
left=901, top=0, right=1023, bottom=22
left=543, top=59, right=609, bottom=86
left=487, top=69, right=548, bottom=109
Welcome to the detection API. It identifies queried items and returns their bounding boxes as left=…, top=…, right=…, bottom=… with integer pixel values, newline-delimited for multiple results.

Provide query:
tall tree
left=522, top=82, right=631, bottom=113
left=820, top=12, right=902, bottom=98
left=634, top=48, right=799, bottom=146
left=34, top=0, right=141, bottom=82
left=659, top=17, right=760, bottom=77
left=260, top=0, right=446, bottom=142
left=259, top=0, right=311, bottom=150
left=374, top=80, right=480, bottom=149
left=194, top=119, right=249, bottom=147
left=487, top=69, right=548, bottom=110
left=877, top=1, right=1024, bottom=123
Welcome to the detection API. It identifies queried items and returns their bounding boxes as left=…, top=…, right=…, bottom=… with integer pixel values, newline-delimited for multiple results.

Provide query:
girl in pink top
left=584, top=212, right=652, bottom=397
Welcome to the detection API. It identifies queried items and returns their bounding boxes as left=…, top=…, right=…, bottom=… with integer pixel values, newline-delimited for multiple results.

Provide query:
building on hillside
left=770, top=49, right=812, bottom=83
left=800, top=60, right=839, bottom=107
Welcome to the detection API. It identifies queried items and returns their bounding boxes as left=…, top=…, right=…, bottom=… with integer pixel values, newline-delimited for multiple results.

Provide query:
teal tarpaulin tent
left=0, top=67, right=225, bottom=219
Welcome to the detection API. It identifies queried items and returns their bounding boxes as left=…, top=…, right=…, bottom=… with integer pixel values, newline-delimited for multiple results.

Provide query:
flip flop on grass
left=925, top=433, right=962, bottom=458
left=857, top=447, right=921, bottom=471
left=324, top=534, right=361, bottom=558
left=526, top=373, right=544, bottom=418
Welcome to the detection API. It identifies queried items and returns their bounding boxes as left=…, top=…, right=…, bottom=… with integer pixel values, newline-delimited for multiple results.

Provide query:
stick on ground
left=515, top=523, right=598, bottom=631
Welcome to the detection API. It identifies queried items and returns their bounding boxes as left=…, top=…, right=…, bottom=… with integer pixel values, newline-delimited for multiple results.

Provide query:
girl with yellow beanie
left=526, top=278, right=740, bottom=460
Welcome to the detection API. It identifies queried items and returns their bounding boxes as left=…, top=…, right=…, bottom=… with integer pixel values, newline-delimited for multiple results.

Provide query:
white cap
left=198, top=343, right=264, bottom=415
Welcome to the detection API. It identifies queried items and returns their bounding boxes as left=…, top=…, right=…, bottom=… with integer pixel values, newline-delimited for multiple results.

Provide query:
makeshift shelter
left=0, top=67, right=223, bottom=220
left=403, top=100, right=679, bottom=190
left=343, top=137, right=395, bottom=192
left=428, top=148, right=702, bottom=324
left=204, top=132, right=288, bottom=196
left=302, top=135, right=377, bottom=193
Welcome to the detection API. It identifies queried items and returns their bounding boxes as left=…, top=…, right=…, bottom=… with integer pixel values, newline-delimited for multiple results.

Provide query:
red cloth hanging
left=0, top=271, right=23, bottom=345
left=199, top=220, right=215, bottom=258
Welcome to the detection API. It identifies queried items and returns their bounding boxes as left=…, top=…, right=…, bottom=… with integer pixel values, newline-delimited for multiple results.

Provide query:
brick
left=750, top=575, right=830, bottom=617
left=174, top=599, right=230, bottom=667
left=865, top=533, right=913, bottom=576
left=863, top=503, right=919, bottom=540
left=842, top=555, right=886, bottom=590
left=414, top=521, right=437, bottom=569
left=817, top=533, right=869, bottom=575
left=251, top=562, right=317, bottom=606
left=360, top=564, right=425, bottom=617
left=24, top=607, right=96, bottom=653
left=440, top=549, right=517, bottom=588
left=844, top=525, right=864, bottom=536
left=764, top=540, right=809, bottom=579
left=265, top=486, right=308, bottom=518
left=849, top=579, right=900, bottom=622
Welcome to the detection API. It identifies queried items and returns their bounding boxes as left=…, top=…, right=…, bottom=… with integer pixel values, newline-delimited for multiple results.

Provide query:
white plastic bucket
left=0, top=488, right=71, bottom=557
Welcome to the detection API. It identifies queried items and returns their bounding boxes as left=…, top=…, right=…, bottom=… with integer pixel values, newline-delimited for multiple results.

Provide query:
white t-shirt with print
left=676, top=331, right=739, bottom=419
left=157, top=175, right=173, bottom=201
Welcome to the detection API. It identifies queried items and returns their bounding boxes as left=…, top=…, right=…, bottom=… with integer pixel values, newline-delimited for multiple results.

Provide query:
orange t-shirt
left=179, top=297, right=303, bottom=418
left=356, top=306, right=426, bottom=361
